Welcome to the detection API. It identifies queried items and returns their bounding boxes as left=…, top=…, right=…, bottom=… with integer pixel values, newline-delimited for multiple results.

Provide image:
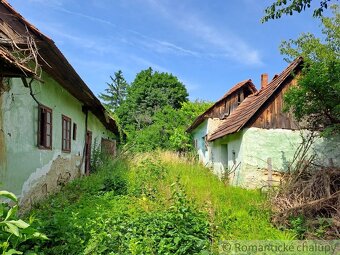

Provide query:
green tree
left=116, top=68, right=189, bottom=132
left=99, top=70, right=129, bottom=112
left=262, top=0, right=337, bottom=22
left=281, top=5, right=340, bottom=135
left=128, top=101, right=213, bottom=152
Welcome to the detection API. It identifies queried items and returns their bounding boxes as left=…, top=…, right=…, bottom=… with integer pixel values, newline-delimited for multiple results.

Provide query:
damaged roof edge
left=208, top=57, right=303, bottom=142
left=1, top=0, right=119, bottom=136
left=186, top=79, right=256, bottom=133
left=0, top=47, right=35, bottom=77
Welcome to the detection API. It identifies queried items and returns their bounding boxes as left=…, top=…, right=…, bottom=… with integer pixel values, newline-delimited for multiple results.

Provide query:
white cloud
left=39, top=3, right=201, bottom=58
left=127, top=30, right=200, bottom=57
left=144, top=0, right=263, bottom=66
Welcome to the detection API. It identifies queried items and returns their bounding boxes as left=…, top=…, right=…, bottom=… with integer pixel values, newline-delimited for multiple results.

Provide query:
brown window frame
left=73, top=123, right=77, bottom=140
left=38, top=105, right=52, bottom=150
left=62, top=115, right=71, bottom=152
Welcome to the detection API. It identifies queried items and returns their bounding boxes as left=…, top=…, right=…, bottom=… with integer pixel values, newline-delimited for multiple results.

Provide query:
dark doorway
left=85, top=131, right=92, bottom=175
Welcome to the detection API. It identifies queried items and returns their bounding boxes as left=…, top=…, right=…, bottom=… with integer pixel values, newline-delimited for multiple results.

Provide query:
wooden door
left=85, top=131, right=92, bottom=175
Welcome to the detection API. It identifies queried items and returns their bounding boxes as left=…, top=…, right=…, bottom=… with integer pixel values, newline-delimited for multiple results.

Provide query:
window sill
left=38, top=146, right=52, bottom=150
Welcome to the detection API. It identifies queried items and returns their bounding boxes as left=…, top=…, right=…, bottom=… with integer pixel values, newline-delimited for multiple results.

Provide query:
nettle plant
left=0, top=191, right=47, bottom=255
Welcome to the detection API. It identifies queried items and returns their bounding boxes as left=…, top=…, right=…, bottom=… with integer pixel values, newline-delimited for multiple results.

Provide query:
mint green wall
left=192, top=120, right=209, bottom=165
left=209, top=127, right=339, bottom=187
left=210, top=131, right=243, bottom=181
left=0, top=73, right=116, bottom=198
left=241, top=127, right=339, bottom=171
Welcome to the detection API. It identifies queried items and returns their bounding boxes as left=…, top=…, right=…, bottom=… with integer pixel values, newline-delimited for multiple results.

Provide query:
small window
left=62, top=115, right=71, bottom=152
left=232, top=150, right=236, bottom=165
left=202, top=135, right=208, bottom=151
left=194, top=139, right=198, bottom=149
left=38, top=105, right=52, bottom=149
left=73, top=123, right=77, bottom=140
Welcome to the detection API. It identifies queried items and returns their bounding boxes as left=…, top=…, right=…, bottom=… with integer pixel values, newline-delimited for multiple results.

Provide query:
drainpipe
left=77, top=106, right=88, bottom=174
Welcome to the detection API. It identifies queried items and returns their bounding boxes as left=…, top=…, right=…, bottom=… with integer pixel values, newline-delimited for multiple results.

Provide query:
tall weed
left=26, top=151, right=294, bottom=254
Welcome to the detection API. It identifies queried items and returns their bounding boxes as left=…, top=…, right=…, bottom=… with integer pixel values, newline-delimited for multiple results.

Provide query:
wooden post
left=267, top=158, right=273, bottom=187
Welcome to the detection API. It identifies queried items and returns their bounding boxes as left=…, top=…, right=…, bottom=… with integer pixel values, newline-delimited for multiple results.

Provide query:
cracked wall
left=0, top=73, right=116, bottom=209
left=20, top=154, right=81, bottom=211
left=209, top=127, right=340, bottom=188
left=0, top=92, right=6, bottom=181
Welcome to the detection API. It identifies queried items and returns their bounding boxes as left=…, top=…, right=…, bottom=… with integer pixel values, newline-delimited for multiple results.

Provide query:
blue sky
left=8, top=0, right=326, bottom=101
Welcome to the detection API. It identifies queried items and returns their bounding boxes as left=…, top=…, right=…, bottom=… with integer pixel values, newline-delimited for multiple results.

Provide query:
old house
left=0, top=1, right=119, bottom=209
left=187, top=79, right=257, bottom=168
left=189, top=57, right=339, bottom=188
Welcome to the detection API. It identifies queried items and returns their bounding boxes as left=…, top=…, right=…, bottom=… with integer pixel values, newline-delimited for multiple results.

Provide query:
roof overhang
left=0, top=1, right=119, bottom=135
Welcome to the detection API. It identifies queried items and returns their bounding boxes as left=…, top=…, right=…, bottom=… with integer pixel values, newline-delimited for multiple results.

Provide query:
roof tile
left=208, top=57, right=303, bottom=141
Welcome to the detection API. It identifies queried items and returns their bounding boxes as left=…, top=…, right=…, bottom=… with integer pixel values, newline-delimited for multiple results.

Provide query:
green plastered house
left=0, top=1, right=119, bottom=209
left=188, top=58, right=339, bottom=188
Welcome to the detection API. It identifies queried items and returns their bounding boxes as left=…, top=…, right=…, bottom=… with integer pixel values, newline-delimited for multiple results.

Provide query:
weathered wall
left=192, top=120, right=209, bottom=165
left=0, top=73, right=116, bottom=209
left=210, top=131, right=243, bottom=181
left=0, top=78, right=10, bottom=183
left=0, top=90, right=6, bottom=182
left=251, top=78, right=299, bottom=130
left=242, top=128, right=339, bottom=172
left=19, top=154, right=82, bottom=212
left=192, top=118, right=223, bottom=167
left=88, top=110, right=116, bottom=151
left=209, top=127, right=340, bottom=188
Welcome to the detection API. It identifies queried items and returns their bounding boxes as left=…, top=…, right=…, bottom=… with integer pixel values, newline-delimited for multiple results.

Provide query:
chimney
left=261, top=73, right=268, bottom=89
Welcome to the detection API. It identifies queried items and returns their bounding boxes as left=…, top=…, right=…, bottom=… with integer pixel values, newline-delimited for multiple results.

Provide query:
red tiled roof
left=187, top=79, right=256, bottom=132
left=208, top=57, right=303, bottom=141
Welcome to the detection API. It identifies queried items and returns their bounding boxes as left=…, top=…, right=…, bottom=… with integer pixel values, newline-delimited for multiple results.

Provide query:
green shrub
left=289, top=215, right=307, bottom=239
left=25, top=153, right=294, bottom=254
left=101, top=176, right=127, bottom=195
left=0, top=191, right=47, bottom=255
left=128, top=157, right=167, bottom=197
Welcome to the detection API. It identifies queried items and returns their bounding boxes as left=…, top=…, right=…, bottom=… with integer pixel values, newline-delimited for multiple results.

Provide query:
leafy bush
left=0, top=191, right=47, bottom=255
left=84, top=183, right=211, bottom=255
left=128, top=157, right=167, bottom=197
left=25, top=153, right=293, bottom=254
left=124, top=101, right=212, bottom=153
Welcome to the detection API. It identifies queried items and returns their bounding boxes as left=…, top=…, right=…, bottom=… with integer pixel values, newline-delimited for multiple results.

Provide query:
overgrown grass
left=156, top=151, right=295, bottom=240
left=26, top=151, right=295, bottom=254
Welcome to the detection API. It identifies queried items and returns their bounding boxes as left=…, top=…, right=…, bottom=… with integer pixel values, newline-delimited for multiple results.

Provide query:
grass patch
left=26, top=151, right=294, bottom=254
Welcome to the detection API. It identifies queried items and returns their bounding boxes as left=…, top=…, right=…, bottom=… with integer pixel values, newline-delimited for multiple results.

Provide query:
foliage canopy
left=281, top=5, right=340, bottom=135
left=262, top=0, right=337, bottom=22
left=99, top=70, right=129, bottom=112
left=116, top=68, right=189, bottom=132
left=129, top=101, right=212, bottom=152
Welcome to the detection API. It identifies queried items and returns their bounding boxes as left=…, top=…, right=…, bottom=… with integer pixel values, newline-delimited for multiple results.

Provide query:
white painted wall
left=191, top=118, right=224, bottom=167
left=192, top=120, right=209, bottom=165
left=210, top=132, right=243, bottom=181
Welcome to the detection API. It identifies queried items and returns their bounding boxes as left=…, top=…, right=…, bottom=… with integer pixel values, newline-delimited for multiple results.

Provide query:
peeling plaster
left=1, top=75, right=116, bottom=210
left=20, top=152, right=82, bottom=211
left=21, top=151, right=61, bottom=196
left=0, top=93, right=7, bottom=176
left=200, top=127, right=339, bottom=188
